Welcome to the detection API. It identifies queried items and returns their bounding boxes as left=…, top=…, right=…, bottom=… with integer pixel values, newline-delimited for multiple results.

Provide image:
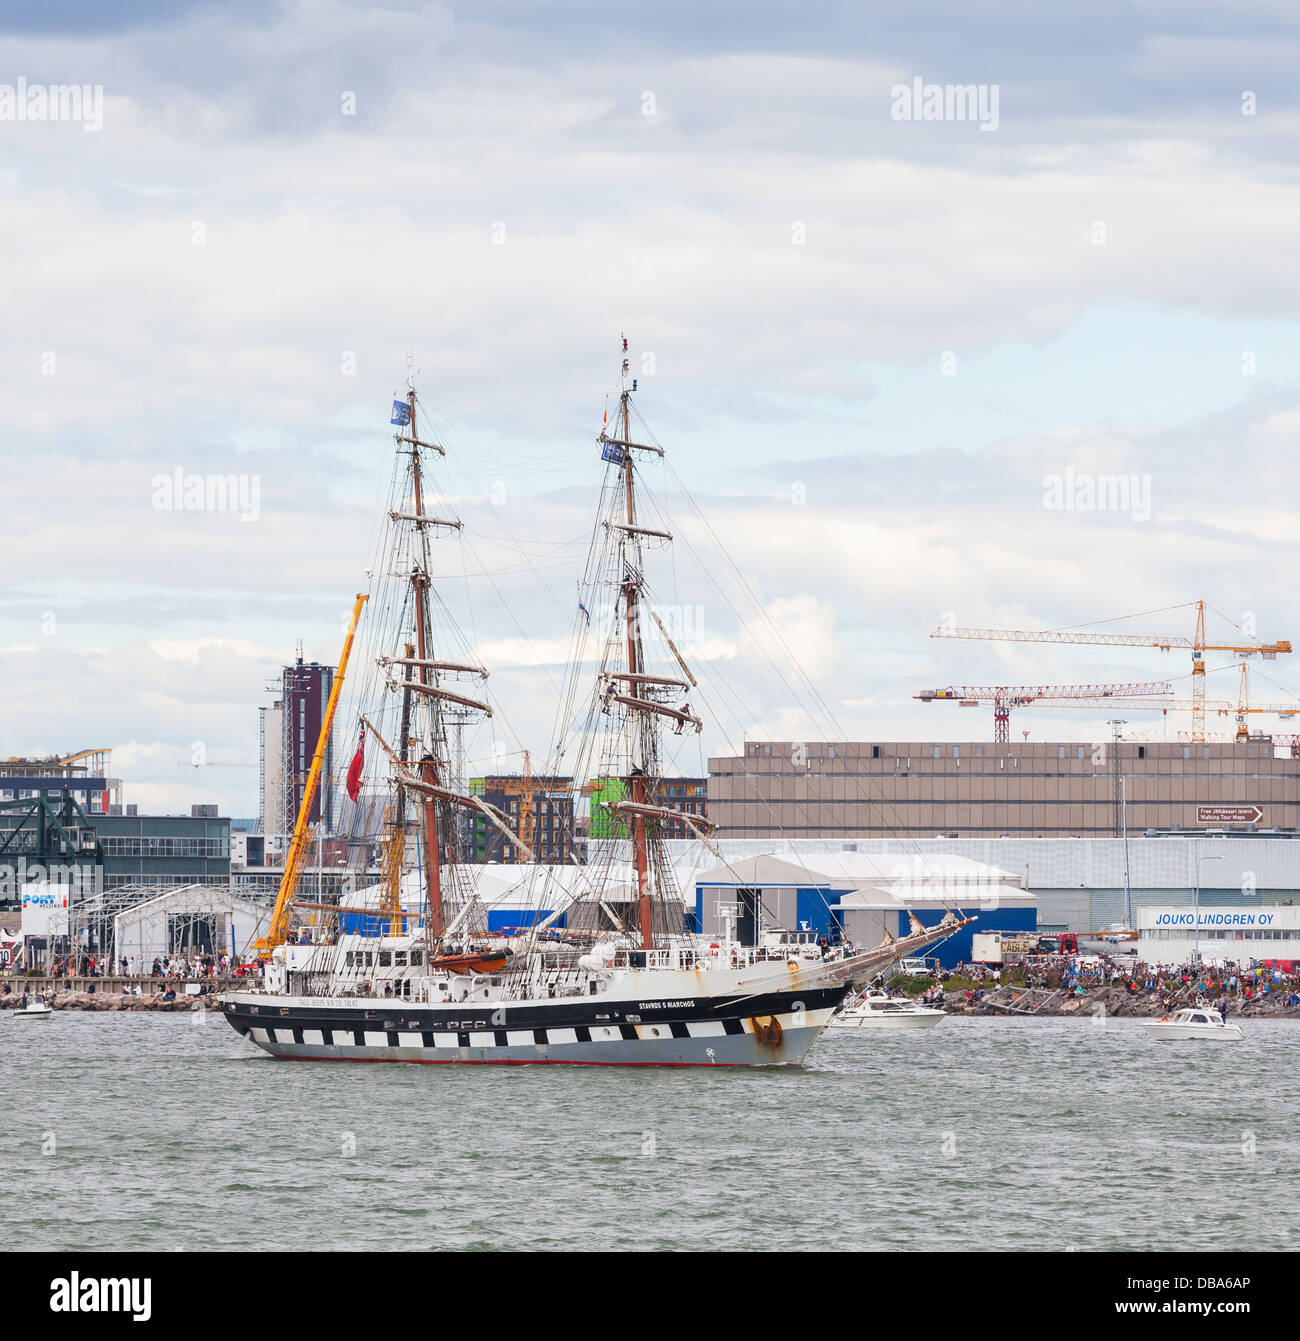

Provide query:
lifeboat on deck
left=429, top=950, right=510, bottom=975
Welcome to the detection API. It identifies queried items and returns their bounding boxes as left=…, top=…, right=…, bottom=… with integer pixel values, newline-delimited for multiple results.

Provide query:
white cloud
left=5, top=3, right=1300, bottom=807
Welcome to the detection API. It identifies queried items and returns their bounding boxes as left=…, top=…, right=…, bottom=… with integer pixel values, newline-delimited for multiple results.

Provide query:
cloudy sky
left=3, top=0, right=1300, bottom=817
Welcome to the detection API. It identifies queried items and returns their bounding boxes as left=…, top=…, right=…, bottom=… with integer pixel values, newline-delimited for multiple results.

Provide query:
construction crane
left=1057, top=696, right=1300, bottom=736
left=916, top=681, right=1174, bottom=743
left=1053, top=665, right=1300, bottom=741
left=261, top=593, right=367, bottom=957
left=518, top=747, right=534, bottom=862
left=931, top=600, right=1292, bottom=743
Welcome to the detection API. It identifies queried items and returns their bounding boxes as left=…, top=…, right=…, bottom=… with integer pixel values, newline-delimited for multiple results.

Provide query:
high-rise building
left=258, top=701, right=284, bottom=835
left=283, top=657, right=334, bottom=833
left=260, top=656, right=336, bottom=840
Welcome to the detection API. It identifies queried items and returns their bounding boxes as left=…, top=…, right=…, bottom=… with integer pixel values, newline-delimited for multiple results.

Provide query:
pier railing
left=2, top=973, right=262, bottom=997
left=611, top=943, right=829, bottom=972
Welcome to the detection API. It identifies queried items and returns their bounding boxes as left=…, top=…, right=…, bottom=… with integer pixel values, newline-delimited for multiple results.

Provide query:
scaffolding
left=62, top=882, right=276, bottom=962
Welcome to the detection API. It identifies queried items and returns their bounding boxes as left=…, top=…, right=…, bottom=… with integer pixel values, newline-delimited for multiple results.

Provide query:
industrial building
left=707, top=739, right=1300, bottom=839
left=0, top=749, right=121, bottom=815
left=1134, top=904, right=1300, bottom=966
left=0, top=759, right=230, bottom=900
left=93, top=808, right=231, bottom=888
left=0, top=805, right=231, bottom=897
left=586, top=776, right=708, bottom=843
left=466, top=774, right=576, bottom=863
left=659, top=833, right=1300, bottom=947
left=688, top=851, right=1033, bottom=967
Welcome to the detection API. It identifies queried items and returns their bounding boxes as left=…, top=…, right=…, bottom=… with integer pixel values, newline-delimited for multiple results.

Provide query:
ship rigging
left=219, top=342, right=970, bottom=1067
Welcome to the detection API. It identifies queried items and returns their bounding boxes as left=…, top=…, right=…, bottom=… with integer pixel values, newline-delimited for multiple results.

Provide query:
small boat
left=1142, top=1005, right=1243, bottom=1042
left=828, top=992, right=946, bottom=1030
left=428, top=950, right=509, bottom=976
left=12, top=998, right=52, bottom=1021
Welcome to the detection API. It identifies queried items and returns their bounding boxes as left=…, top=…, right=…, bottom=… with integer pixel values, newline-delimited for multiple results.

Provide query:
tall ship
left=219, top=345, right=966, bottom=1066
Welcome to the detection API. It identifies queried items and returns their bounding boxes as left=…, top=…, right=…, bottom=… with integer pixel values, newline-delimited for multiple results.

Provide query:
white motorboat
left=1142, top=1005, right=1243, bottom=1042
left=828, top=993, right=946, bottom=1030
left=12, top=998, right=52, bottom=1021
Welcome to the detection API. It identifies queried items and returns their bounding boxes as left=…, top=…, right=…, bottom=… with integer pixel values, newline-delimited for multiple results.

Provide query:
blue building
left=690, top=852, right=1036, bottom=968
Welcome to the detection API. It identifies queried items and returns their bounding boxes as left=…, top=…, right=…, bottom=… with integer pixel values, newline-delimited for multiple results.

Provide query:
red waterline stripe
left=270, top=1052, right=772, bottom=1069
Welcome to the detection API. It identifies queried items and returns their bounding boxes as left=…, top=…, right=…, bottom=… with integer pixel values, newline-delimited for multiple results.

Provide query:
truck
left=971, top=931, right=1071, bottom=964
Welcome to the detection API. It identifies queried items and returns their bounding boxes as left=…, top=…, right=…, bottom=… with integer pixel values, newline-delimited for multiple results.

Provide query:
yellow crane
left=518, top=748, right=534, bottom=864
left=931, top=600, right=1291, bottom=743
left=1059, top=663, right=1300, bottom=742
left=259, top=593, right=368, bottom=955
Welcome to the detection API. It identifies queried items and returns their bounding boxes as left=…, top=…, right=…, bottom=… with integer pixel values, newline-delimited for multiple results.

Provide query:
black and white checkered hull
left=218, top=984, right=844, bottom=1068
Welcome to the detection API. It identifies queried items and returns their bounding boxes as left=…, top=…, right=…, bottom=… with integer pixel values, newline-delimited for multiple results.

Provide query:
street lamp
left=1194, top=854, right=1223, bottom=965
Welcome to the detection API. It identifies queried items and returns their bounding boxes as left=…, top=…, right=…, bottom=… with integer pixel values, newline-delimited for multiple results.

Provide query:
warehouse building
left=660, top=833, right=1300, bottom=941
left=707, top=739, right=1300, bottom=839
left=0, top=802, right=230, bottom=900
left=687, top=850, right=1034, bottom=967
left=1134, top=904, right=1300, bottom=967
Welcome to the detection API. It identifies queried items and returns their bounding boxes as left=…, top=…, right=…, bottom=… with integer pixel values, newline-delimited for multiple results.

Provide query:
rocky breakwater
left=942, top=984, right=1300, bottom=1019
left=9, top=990, right=215, bottom=1012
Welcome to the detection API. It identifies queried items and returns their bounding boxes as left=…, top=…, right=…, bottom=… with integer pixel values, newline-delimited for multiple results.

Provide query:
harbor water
left=5, top=1010, right=1298, bottom=1251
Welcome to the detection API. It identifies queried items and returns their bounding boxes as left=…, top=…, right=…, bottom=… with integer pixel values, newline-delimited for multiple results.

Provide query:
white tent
left=113, top=885, right=271, bottom=964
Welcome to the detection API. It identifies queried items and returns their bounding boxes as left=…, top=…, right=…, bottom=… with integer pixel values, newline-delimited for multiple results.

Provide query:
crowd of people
left=11, top=951, right=263, bottom=982
left=1023, top=953, right=1300, bottom=1007
left=926, top=953, right=1300, bottom=1013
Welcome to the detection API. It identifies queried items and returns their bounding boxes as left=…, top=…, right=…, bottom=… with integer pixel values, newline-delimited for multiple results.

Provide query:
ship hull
left=218, top=984, right=844, bottom=1067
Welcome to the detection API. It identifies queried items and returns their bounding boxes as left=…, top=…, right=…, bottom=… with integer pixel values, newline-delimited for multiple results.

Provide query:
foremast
left=377, top=385, right=527, bottom=955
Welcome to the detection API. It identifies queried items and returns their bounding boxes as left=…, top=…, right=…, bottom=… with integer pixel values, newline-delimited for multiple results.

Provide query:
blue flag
left=601, top=441, right=626, bottom=464
left=578, top=602, right=591, bottom=626
left=391, top=399, right=411, bottom=427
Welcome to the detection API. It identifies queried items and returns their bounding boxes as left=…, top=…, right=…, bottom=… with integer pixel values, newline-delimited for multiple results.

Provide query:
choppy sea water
left=4, top=1010, right=1297, bottom=1251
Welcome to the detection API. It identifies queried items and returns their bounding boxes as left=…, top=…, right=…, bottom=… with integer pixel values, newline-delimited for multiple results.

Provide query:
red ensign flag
left=346, top=723, right=365, bottom=802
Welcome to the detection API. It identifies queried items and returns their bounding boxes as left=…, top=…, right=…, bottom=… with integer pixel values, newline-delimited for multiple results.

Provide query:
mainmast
left=593, top=336, right=712, bottom=950
left=618, top=385, right=654, bottom=949
left=402, top=387, right=447, bottom=937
